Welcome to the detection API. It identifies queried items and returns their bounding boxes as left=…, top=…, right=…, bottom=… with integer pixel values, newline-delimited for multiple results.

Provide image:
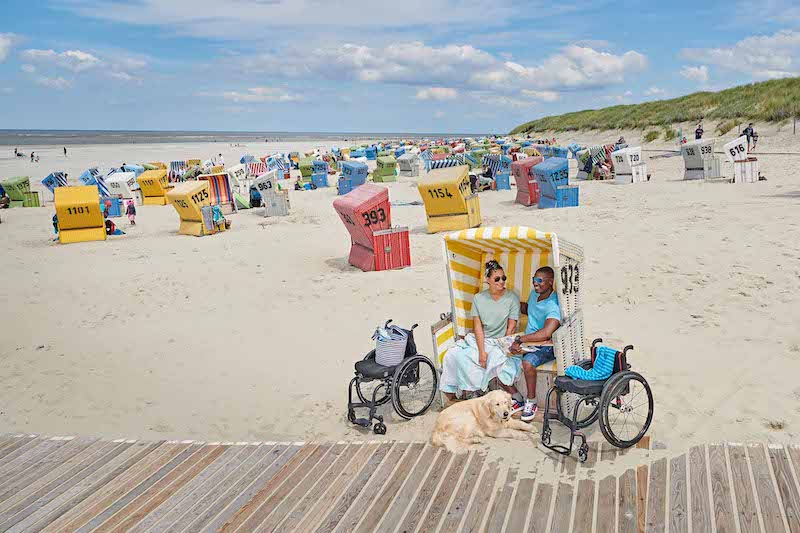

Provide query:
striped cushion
left=564, top=345, right=617, bottom=381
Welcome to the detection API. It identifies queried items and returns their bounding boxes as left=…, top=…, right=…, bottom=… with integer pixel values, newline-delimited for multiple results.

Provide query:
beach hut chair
left=341, top=160, right=369, bottom=189
left=312, top=160, right=329, bottom=187
left=248, top=161, right=267, bottom=177
left=340, top=147, right=351, bottom=160
left=1, top=176, right=31, bottom=208
left=430, top=226, right=584, bottom=415
left=523, top=146, right=541, bottom=158
left=55, top=186, right=106, bottom=244
left=365, top=146, right=378, bottom=161
left=397, top=153, right=420, bottom=177
left=210, top=165, right=225, bottom=174
left=533, top=158, right=577, bottom=208
left=551, top=146, right=569, bottom=159
left=186, top=159, right=202, bottom=168
left=123, top=164, right=145, bottom=178
left=512, top=156, right=544, bottom=206
left=106, top=172, right=138, bottom=203
left=418, top=165, right=481, bottom=233
left=42, top=172, right=69, bottom=194
left=227, top=163, right=247, bottom=190
left=136, top=169, right=170, bottom=206
left=576, top=149, right=592, bottom=180
left=333, top=183, right=410, bottom=272
left=611, top=147, right=647, bottom=184
left=169, top=160, right=188, bottom=182
left=198, top=171, right=236, bottom=214
left=394, top=147, right=406, bottom=158
left=166, top=181, right=227, bottom=236
left=253, top=171, right=290, bottom=217
left=681, top=138, right=721, bottom=181
left=568, top=143, right=582, bottom=159
left=373, top=155, right=397, bottom=182
left=298, top=158, right=315, bottom=179
left=724, top=136, right=759, bottom=183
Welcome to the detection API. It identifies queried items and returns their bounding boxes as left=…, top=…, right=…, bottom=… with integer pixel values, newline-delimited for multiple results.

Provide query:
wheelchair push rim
left=391, top=356, right=438, bottom=419
left=556, top=393, right=600, bottom=429
left=598, top=371, right=654, bottom=448
left=355, top=349, right=391, bottom=406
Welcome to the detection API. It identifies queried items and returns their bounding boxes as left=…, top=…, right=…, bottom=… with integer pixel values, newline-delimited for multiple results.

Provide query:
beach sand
left=1, top=124, right=799, bottom=460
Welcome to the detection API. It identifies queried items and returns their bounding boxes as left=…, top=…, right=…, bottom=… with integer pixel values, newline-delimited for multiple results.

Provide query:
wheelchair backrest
left=591, top=340, right=632, bottom=375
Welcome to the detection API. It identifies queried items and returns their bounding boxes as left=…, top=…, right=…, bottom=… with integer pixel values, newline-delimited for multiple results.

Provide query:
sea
left=0, top=130, right=494, bottom=146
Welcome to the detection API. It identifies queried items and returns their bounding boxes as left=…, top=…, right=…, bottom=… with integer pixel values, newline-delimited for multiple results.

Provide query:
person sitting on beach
left=505, top=267, right=561, bottom=421
left=439, top=260, right=520, bottom=402
left=1, top=194, right=10, bottom=209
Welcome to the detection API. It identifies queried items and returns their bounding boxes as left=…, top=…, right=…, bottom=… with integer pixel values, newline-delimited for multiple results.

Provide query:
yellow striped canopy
left=443, top=226, right=560, bottom=337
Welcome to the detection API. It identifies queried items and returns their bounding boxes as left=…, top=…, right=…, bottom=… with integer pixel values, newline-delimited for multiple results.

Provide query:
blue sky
left=1, top=0, right=799, bottom=133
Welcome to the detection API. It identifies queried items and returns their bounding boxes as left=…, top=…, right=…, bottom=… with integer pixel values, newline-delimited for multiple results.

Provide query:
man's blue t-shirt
left=525, top=291, right=561, bottom=334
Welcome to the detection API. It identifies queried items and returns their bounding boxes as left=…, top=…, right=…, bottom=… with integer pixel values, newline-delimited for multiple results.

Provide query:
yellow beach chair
left=166, top=181, right=226, bottom=236
left=418, top=165, right=481, bottom=233
left=136, top=169, right=170, bottom=206
left=431, top=227, right=586, bottom=418
left=55, top=186, right=106, bottom=244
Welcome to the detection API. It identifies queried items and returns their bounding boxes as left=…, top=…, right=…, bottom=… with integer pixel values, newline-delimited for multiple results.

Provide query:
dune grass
left=643, top=130, right=660, bottom=143
left=510, top=77, right=800, bottom=134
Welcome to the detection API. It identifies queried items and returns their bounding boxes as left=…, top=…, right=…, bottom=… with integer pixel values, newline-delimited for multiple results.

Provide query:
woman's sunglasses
left=493, top=276, right=507, bottom=282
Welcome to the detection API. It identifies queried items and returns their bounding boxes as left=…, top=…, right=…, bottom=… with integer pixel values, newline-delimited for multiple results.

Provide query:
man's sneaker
left=510, top=399, right=524, bottom=416
left=521, top=401, right=537, bottom=422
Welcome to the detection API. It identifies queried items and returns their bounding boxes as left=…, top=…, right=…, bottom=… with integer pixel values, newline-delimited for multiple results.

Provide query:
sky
left=1, top=0, right=799, bottom=133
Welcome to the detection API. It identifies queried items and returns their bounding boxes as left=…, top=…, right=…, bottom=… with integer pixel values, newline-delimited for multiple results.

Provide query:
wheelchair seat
left=355, top=359, right=398, bottom=379
left=554, top=375, right=605, bottom=396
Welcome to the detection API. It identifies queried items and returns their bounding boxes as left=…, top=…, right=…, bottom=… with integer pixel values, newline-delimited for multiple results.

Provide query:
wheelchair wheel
left=556, top=394, right=600, bottom=430
left=598, top=371, right=653, bottom=448
left=391, top=355, right=438, bottom=420
left=356, top=350, right=391, bottom=407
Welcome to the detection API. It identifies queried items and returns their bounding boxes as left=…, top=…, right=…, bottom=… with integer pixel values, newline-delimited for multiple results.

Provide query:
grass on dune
left=510, top=77, right=800, bottom=134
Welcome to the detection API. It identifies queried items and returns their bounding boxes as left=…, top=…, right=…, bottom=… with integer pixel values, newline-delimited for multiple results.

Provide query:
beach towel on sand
left=439, top=334, right=521, bottom=394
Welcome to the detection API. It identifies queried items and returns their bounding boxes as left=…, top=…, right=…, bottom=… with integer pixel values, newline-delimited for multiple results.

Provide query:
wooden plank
left=199, top=444, right=301, bottom=533
left=215, top=443, right=324, bottom=533
left=0, top=438, right=104, bottom=510
left=505, top=477, right=534, bottom=532
left=600, top=441, right=617, bottom=463
left=0, top=438, right=92, bottom=497
left=55, top=441, right=195, bottom=532
left=131, top=444, right=255, bottom=533
left=645, top=457, right=666, bottom=533
left=435, top=451, right=485, bottom=533
left=561, top=454, right=577, bottom=477
left=550, top=481, right=575, bottom=533
left=572, top=478, right=595, bottom=533
left=688, top=446, right=712, bottom=533
left=669, top=454, right=688, bottom=533
left=0, top=437, right=53, bottom=477
left=417, top=449, right=469, bottom=532
left=728, top=440, right=761, bottom=533
left=636, top=464, right=648, bottom=533
left=460, top=459, right=500, bottom=533
left=282, top=443, right=378, bottom=533
left=11, top=440, right=161, bottom=533
left=248, top=442, right=341, bottom=533
left=484, top=466, right=517, bottom=532
left=100, top=443, right=229, bottom=532
left=619, top=468, right=637, bottom=533
left=528, top=482, right=554, bottom=533
left=708, top=444, right=736, bottom=533
left=596, top=475, right=616, bottom=533
left=397, top=449, right=453, bottom=533
left=274, top=443, right=365, bottom=532
left=160, top=443, right=282, bottom=533
left=0, top=435, right=42, bottom=463
left=768, top=446, right=800, bottom=533
left=748, top=443, right=787, bottom=533
left=231, top=444, right=334, bottom=533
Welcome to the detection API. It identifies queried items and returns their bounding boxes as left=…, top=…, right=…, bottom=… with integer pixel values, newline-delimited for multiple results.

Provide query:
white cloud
left=472, top=92, right=538, bottom=108
left=416, top=87, right=458, bottom=100
left=21, top=64, right=36, bottom=74
left=109, top=71, right=134, bottom=81
left=35, top=76, right=73, bottom=90
left=682, top=30, right=800, bottom=80
left=222, top=87, right=302, bottom=103
left=680, top=65, right=709, bottom=83
left=22, top=49, right=101, bottom=72
left=0, top=33, right=17, bottom=62
left=520, top=89, right=560, bottom=102
left=644, top=86, right=666, bottom=96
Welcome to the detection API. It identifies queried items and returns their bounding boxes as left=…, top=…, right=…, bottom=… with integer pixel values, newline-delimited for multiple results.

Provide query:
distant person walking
left=126, top=201, right=136, bottom=225
left=30, top=152, right=34, bottom=163
left=743, top=123, right=755, bottom=150
left=63, top=147, right=67, bottom=157
left=695, top=124, right=704, bottom=140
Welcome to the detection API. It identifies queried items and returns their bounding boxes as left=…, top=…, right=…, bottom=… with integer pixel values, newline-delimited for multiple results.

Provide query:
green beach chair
left=1, top=176, right=32, bottom=208
left=298, top=158, right=315, bottom=179
left=373, top=156, right=398, bottom=182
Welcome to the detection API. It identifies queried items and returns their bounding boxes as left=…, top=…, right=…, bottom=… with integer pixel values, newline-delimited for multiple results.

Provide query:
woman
left=440, top=260, right=521, bottom=402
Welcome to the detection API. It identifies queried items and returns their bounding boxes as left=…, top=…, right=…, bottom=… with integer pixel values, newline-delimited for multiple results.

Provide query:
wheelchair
left=541, top=339, right=654, bottom=462
left=347, top=320, right=439, bottom=435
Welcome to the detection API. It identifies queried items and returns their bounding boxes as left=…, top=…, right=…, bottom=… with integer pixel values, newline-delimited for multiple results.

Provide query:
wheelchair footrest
left=353, top=418, right=371, bottom=427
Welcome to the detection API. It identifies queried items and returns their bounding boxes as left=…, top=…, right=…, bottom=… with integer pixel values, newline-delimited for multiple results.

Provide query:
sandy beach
left=1, top=123, right=799, bottom=461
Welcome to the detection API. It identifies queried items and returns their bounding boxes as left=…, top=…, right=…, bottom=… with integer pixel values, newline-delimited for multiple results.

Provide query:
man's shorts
left=521, top=346, right=555, bottom=368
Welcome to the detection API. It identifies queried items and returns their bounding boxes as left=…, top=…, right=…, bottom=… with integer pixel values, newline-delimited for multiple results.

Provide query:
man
left=218, top=153, right=225, bottom=167
left=507, top=266, right=561, bottom=421
left=695, top=124, right=704, bottom=140
left=743, top=123, right=754, bottom=150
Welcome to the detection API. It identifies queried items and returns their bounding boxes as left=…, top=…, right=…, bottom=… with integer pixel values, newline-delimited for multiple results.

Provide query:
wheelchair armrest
left=362, top=349, right=376, bottom=361
left=576, top=358, right=593, bottom=370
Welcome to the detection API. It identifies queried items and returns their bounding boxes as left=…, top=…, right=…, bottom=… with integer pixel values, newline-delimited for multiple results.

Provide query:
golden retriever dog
left=431, top=390, right=537, bottom=454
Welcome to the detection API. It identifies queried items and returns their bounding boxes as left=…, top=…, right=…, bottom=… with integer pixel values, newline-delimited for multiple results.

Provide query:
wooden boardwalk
left=0, top=434, right=799, bottom=532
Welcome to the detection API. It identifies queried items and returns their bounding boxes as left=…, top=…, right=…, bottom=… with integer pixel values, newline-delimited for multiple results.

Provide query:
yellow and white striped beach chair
left=431, top=226, right=586, bottom=415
